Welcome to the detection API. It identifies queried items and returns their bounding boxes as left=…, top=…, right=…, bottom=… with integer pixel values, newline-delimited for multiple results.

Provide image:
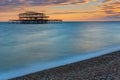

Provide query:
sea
left=0, top=21, right=120, bottom=80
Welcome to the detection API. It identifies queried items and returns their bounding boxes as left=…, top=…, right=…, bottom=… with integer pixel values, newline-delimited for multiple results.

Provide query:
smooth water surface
left=0, top=22, right=120, bottom=79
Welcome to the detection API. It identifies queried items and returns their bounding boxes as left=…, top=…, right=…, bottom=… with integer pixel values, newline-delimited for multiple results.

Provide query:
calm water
left=0, top=22, right=120, bottom=79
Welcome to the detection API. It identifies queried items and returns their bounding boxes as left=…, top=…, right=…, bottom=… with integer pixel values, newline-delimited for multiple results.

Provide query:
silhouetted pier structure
left=10, top=11, right=62, bottom=24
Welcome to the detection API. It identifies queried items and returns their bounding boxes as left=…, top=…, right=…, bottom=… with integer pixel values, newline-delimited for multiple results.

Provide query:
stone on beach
left=10, top=51, right=120, bottom=80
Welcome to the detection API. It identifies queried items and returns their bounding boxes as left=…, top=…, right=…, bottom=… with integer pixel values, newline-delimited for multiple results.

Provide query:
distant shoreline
left=10, top=50, right=120, bottom=80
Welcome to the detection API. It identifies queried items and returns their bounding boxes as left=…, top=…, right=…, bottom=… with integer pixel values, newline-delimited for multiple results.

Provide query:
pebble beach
left=10, top=51, right=120, bottom=80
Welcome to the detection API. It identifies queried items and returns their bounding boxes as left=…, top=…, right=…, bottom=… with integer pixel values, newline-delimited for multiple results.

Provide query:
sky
left=0, top=0, right=120, bottom=21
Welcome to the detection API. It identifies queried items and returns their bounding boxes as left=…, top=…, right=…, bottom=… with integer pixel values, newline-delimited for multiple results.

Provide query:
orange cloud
left=103, top=0, right=113, bottom=3
left=99, top=1, right=120, bottom=20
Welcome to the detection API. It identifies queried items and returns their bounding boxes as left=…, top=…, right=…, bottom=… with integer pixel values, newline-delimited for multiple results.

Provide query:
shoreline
left=0, top=46, right=119, bottom=80
left=10, top=50, right=120, bottom=80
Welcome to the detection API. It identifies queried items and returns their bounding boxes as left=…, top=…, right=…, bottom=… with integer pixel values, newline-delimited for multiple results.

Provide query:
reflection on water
left=0, top=22, right=120, bottom=79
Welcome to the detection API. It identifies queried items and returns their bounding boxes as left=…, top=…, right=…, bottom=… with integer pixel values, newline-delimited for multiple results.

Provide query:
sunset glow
left=0, top=0, right=120, bottom=21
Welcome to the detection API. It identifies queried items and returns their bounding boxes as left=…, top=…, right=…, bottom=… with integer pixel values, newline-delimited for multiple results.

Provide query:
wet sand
left=10, top=51, right=120, bottom=80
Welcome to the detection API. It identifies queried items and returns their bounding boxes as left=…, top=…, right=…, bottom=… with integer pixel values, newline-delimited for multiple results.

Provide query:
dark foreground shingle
left=10, top=51, right=120, bottom=80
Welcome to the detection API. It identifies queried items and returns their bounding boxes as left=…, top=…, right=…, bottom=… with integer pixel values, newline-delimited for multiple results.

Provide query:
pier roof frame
left=19, top=11, right=45, bottom=16
left=19, top=11, right=49, bottom=18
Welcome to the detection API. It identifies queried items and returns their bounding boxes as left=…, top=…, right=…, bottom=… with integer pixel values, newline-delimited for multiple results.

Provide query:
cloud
left=100, top=1, right=120, bottom=20
left=102, top=1, right=120, bottom=14
left=0, top=0, right=89, bottom=7
left=70, top=0, right=89, bottom=4
left=51, top=10, right=104, bottom=14
left=0, top=0, right=90, bottom=12
left=103, top=0, right=113, bottom=3
left=100, top=13, right=120, bottom=20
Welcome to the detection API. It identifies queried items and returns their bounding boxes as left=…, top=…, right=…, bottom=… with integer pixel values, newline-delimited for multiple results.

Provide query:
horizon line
left=1, top=20, right=120, bottom=22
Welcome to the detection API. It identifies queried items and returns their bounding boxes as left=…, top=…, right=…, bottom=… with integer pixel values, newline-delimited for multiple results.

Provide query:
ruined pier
left=10, top=11, right=62, bottom=24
